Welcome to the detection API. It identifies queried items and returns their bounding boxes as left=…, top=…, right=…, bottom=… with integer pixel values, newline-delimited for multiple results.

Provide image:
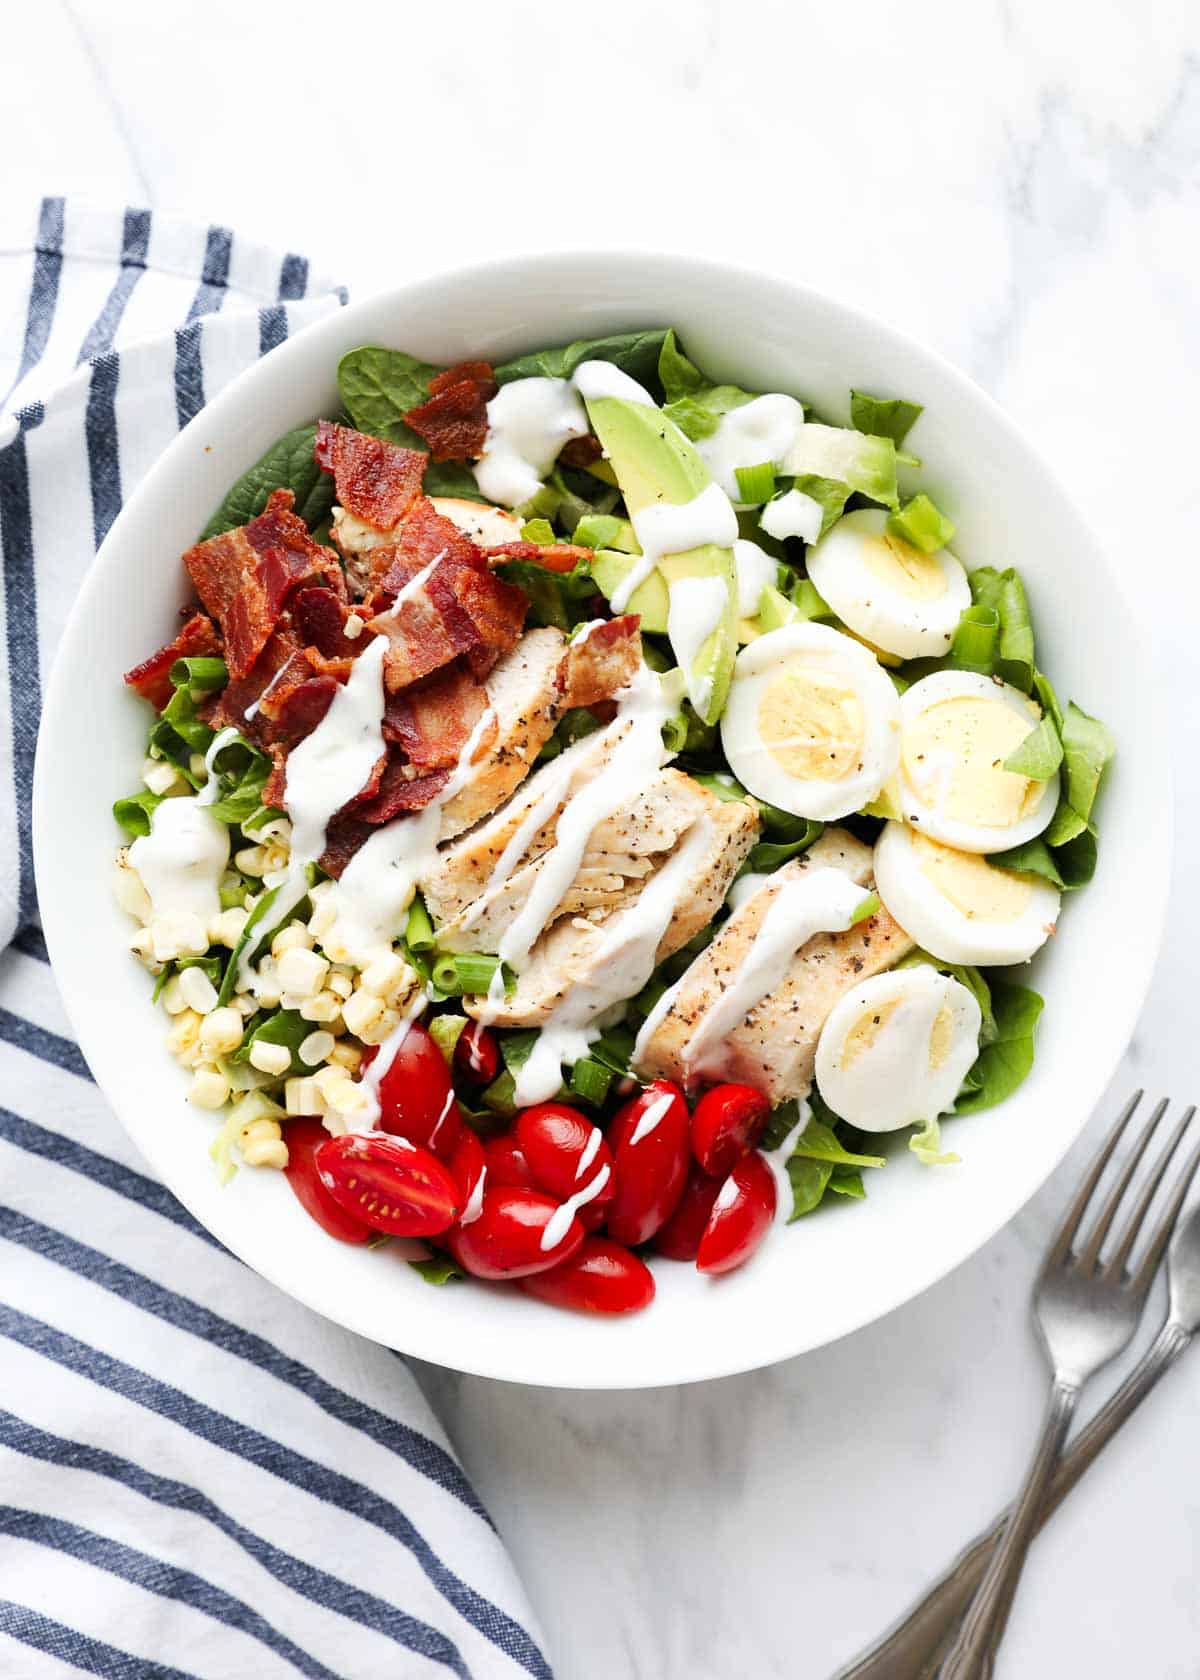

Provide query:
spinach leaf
left=664, top=384, right=755, bottom=442
left=657, top=329, right=707, bottom=401
left=336, top=346, right=483, bottom=499
left=968, top=567, right=1034, bottom=691
left=200, top=422, right=336, bottom=540
left=990, top=837, right=1066, bottom=890
left=233, top=1008, right=311, bottom=1075
left=848, top=390, right=924, bottom=448
left=787, top=1156, right=834, bottom=1218
left=409, top=1255, right=464, bottom=1286
left=1003, top=715, right=1063, bottom=780
left=954, top=982, right=1044, bottom=1115
left=790, top=1116, right=886, bottom=1171
left=747, top=828, right=823, bottom=873
left=1047, top=702, right=1114, bottom=845
left=494, top=330, right=669, bottom=392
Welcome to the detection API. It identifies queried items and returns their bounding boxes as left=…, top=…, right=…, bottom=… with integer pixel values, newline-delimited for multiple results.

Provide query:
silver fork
left=933, top=1092, right=1197, bottom=1677
left=835, top=1092, right=1200, bottom=1680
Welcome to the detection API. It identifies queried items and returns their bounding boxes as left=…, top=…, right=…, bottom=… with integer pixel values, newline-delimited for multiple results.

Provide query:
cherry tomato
left=481, top=1132, right=539, bottom=1190
left=696, top=1151, right=777, bottom=1276
left=447, top=1187, right=585, bottom=1279
left=376, top=1023, right=462, bottom=1161
left=315, top=1132, right=460, bottom=1237
left=282, top=1117, right=372, bottom=1245
left=516, top=1102, right=614, bottom=1213
left=652, top=1163, right=724, bottom=1261
left=690, top=1083, right=771, bottom=1179
left=447, top=1127, right=486, bottom=1209
left=453, top=1020, right=500, bottom=1088
left=522, top=1238, right=655, bottom=1314
left=606, top=1079, right=690, bottom=1247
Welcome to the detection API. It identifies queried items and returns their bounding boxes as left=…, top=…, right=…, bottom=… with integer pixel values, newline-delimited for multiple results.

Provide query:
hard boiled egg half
left=806, top=509, right=971, bottom=659
left=720, top=622, right=901, bottom=820
left=815, top=966, right=981, bottom=1132
left=897, top=671, right=1059, bottom=853
left=874, top=821, right=1060, bottom=966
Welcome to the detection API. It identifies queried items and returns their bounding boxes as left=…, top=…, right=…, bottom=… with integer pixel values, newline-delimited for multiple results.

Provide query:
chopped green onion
left=405, top=894, right=436, bottom=953
left=170, top=655, right=228, bottom=694
left=431, top=951, right=514, bottom=996
left=569, top=1057, right=614, bottom=1106
left=887, top=494, right=955, bottom=554
left=734, top=461, right=776, bottom=504
left=947, top=605, right=998, bottom=675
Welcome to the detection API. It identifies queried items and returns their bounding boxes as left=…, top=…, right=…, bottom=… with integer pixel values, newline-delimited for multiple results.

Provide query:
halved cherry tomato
left=315, top=1132, right=460, bottom=1237
left=696, top=1151, right=777, bottom=1276
left=448, top=1127, right=486, bottom=1208
left=652, top=1162, right=723, bottom=1261
left=690, top=1083, right=771, bottom=1178
left=282, top=1117, right=372, bottom=1245
left=481, top=1132, right=539, bottom=1190
left=376, top=1023, right=462, bottom=1161
left=522, top=1238, right=655, bottom=1314
left=447, top=1187, right=585, bottom=1279
left=606, top=1079, right=690, bottom=1247
left=453, top=1020, right=500, bottom=1088
left=516, top=1103, right=614, bottom=1212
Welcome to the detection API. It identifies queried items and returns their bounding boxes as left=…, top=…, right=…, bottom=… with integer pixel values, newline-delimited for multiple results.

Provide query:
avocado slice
left=583, top=396, right=737, bottom=723
left=590, top=549, right=669, bottom=633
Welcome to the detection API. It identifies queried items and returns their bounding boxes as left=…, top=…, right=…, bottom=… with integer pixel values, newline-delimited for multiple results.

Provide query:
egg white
left=897, top=670, right=1060, bottom=853
left=874, top=821, right=1060, bottom=966
left=720, top=622, right=901, bottom=820
left=806, top=509, right=971, bottom=659
left=815, top=966, right=982, bottom=1133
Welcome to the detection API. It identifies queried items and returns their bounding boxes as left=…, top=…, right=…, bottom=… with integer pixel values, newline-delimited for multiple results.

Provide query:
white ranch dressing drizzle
left=473, top=360, right=656, bottom=509
left=495, top=662, right=674, bottom=974
left=613, top=483, right=739, bottom=613
left=666, top=575, right=727, bottom=718
left=574, top=1124, right=604, bottom=1181
left=760, top=1100, right=812, bottom=1226
left=429, top=1087, right=458, bottom=1152
left=513, top=814, right=714, bottom=1107
left=732, top=540, right=777, bottom=619
left=460, top=1162, right=487, bottom=1225
left=681, top=867, right=868, bottom=1081
left=696, top=394, right=805, bottom=500
left=197, top=726, right=241, bottom=805
left=539, top=1161, right=612, bottom=1251
left=381, top=549, right=445, bottom=617
left=629, top=1091, right=674, bottom=1146
left=631, top=973, right=684, bottom=1071
left=243, top=661, right=291, bottom=724
left=760, top=488, right=824, bottom=545
left=128, top=798, right=230, bottom=922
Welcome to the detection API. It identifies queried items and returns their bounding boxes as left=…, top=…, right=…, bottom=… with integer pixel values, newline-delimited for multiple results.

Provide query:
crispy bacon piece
left=558, top=434, right=604, bottom=468
left=366, top=499, right=527, bottom=692
left=405, top=361, right=497, bottom=462
left=123, top=612, right=221, bottom=711
left=314, top=421, right=427, bottom=534
left=383, top=662, right=488, bottom=770
left=203, top=621, right=305, bottom=743
left=183, top=490, right=339, bottom=679
left=292, top=586, right=371, bottom=662
left=320, top=759, right=453, bottom=876
left=269, top=674, right=340, bottom=745
left=561, top=615, right=642, bottom=709
left=484, top=541, right=591, bottom=575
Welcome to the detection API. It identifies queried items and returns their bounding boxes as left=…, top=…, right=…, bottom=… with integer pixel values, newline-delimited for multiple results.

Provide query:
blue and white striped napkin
left=0, top=198, right=552, bottom=1680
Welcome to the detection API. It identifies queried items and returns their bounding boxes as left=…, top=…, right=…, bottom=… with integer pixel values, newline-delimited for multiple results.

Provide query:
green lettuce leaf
left=1047, top=702, right=1115, bottom=843
left=1003, top=715, right=1064, bottom=780
left=910, top=1116, right=959, bottom=1166
left=989, top=837, right=1066, bottom=890
left=494, top=331, right=669, bottom=391
left=789, top=474, right=850, bottom=539
left=849, top=390, right=923, bottom=448
left=954, top=982, right=1044, bottom=1114
left=337, top=347, right=483, bottom=499
left=657, top=329, right=707, bottom=402
left=409, top=1255, right=464, bottom=1285
left=968, top=567, right=1034, bottom=691
left=113, top=789, right=163, bottom=838
left=664, top=383, right=755, bottom=442
left=200, top=422, right=336, bottom=540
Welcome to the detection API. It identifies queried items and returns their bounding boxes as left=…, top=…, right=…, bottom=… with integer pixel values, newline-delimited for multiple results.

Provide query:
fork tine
left=1107, top=1103, right=1196, bottom=1276
left=1130, top=1113, right=1200, bottom=1295
left=1076, top=1096, right=1170, bottom=1270
left=1043, top=1091, right=1144, bottom=1270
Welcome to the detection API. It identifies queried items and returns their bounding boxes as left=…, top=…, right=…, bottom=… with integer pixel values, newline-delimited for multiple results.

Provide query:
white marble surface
left=11, top=0, right=1200, bottom=1673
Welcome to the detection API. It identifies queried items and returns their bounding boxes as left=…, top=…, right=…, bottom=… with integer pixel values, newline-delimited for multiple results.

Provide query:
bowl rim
left=32, top=249, right=1171, bottom=1388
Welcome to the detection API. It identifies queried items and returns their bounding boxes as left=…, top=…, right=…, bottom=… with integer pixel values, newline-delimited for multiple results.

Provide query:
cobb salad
left=113, top=328, right=1113, bottom=1315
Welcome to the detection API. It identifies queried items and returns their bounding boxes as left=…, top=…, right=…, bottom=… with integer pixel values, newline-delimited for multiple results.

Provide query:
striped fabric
left=0, top=200, right=551, bottom=1680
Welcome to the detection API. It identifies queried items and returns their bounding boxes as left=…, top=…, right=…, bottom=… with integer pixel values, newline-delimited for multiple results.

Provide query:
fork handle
left=832, top=1320, right=1193, bottom=1680
left=934, top=1375, right=1079, bottom=1679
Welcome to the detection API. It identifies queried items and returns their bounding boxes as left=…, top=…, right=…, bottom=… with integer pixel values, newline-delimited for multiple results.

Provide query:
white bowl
left=33, top=254, right=1169, bottom=1389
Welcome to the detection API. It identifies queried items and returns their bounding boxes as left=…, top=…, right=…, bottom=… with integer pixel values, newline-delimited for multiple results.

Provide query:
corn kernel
left=327, top=972, right=354, bottom=1000
left=143, top=758, right=185, bottom=797
left=199, top=1006, right=243, bottom=1055
left=188, top=1064, right=230, bottom=1109
left=299, top=1029, right=336, bottom=1067
left=160, top=975, right=189, bottom=1015
left=340, top=988, right=384, bottom=1038
left=285, top=1076, right=326, bottom=1116
left=189, top=753, right=207, bottom=780
left=231, top=992, right=259, bottom=1018
left=328, top=1041, right=362, bottom=1073
left=179, top=965, right=218, bottom=1014
left=263, top=842, right=290, bottom=874
left=254, top=817, right=292, bottom=845
left=360, top=950, right=412, bottom=1002
left=344, top=612, right=365, bottom=640
left=307, top=902, right=338, bottom=939
left=235, top=845, right=267, bottom=877
left=359, top=1005, right=402, bottom=1047
left=127, top=927, right=156, bottom=961
left=150, top=911, right=208, bottom=964
left=249, top=1039, right=292, bottom=1077
left=209, top=907, right=249, bottom=948
left=242, top=1135, right=288, bottom=1169
left=166, top=1009, right=203, bottom=1060
left=299, top=991, right=341, bottom=1024
left=314, top=1065, right=370, bottom=1115
left=112, top=854, right=152, bottom=922
left=275, top=947, right=329, bottom=998
left=271, top=922, right=314, bottom=958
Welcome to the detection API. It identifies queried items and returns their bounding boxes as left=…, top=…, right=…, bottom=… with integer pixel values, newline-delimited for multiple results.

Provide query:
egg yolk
left=840, top=999, right=899, bottom=1068
left=757, top=662, right=865, bottom=783
left=862, top=531, right=947, bottom=601
left=928, top=1002, right=955, bottom=1070
left=903, top=696, right=1040, bottom=828
left=912, top=831, right=1034, bottom=923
